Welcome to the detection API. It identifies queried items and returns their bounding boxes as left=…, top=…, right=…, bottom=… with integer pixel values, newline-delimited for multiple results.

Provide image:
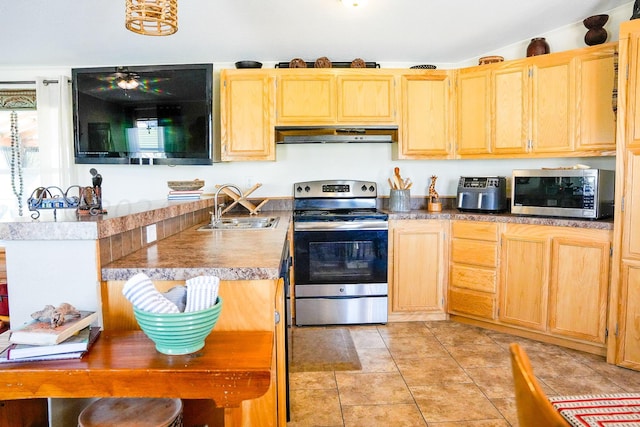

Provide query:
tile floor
left=286, top=321, right=640, bottom=426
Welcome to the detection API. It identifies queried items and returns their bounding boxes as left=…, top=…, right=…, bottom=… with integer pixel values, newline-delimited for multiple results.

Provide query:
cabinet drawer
left=451, top=239, right=498, bottom=267
left=450, top=264, right=497, bottom=292
left=449, top=288, right=496, bottom=319
left=452, top=221, right=499, bottom=241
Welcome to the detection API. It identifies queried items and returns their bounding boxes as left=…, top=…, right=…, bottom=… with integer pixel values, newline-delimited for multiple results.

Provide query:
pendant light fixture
left=125, top=0, right=178, bottom=36
left=341, top=0, right=367, bottom=7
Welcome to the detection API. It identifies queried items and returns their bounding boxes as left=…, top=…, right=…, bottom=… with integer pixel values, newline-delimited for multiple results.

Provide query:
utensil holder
left=390, top=189, right=411, bottom=212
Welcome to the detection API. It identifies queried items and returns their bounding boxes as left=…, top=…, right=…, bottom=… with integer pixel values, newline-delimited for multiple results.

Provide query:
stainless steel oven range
left=293, top=180, right=388, bottom=326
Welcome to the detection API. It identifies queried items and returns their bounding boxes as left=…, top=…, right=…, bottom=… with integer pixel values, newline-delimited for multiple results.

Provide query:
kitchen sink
left=197, top=216, right=279, bottom=230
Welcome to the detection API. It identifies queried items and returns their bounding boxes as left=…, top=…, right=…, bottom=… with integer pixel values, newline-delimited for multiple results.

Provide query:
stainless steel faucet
left=213, top=184, right=243, bottom=224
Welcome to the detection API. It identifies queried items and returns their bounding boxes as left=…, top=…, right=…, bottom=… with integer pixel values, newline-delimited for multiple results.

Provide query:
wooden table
left=0, top=330, right=273, bottom=425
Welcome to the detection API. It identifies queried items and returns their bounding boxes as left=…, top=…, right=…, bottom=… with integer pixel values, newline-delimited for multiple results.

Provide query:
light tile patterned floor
left=287, top=321, right=640, bottom=427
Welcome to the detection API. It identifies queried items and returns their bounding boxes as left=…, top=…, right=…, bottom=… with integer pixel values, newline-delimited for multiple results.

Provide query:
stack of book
left=167, top=190, right=203, bottom=200
left=0, top=311, right=99, bottom=363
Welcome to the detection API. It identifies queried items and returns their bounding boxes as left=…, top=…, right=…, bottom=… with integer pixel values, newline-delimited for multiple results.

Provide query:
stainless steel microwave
left=511, top=169, right=615, bottom=219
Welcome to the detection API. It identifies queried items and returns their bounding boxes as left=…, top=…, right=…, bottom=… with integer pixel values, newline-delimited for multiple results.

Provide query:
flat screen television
left=72, top=63, right=215, bottom=165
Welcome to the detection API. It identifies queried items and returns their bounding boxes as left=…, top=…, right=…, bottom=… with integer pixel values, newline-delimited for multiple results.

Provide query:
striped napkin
left=122, top=273, right=180, bottom=313
left=184, top=276, right=220, bottom=312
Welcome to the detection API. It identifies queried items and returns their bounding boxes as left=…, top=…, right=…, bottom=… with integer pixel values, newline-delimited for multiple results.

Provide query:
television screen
left=72, top=63, right=214, bottom=165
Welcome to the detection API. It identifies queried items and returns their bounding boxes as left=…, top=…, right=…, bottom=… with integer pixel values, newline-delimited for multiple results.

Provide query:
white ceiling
left=0, top=0, right=634, bottom=68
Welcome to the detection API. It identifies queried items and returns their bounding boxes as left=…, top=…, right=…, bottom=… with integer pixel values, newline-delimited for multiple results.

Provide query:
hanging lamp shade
left=125, top=0, right=178, bottom=36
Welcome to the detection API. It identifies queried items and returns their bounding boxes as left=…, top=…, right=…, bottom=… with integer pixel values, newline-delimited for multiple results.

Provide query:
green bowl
left=134, top=297, right=223, bottom=355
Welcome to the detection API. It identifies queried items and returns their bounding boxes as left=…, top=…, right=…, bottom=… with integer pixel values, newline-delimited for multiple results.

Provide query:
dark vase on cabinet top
left=527, top=37, right=550, bottom=57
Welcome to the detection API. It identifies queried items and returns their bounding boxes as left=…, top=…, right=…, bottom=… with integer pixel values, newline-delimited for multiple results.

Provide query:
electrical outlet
left=146, top=224, right=157, bottom=243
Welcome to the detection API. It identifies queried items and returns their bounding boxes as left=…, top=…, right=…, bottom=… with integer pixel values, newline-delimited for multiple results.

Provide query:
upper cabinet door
left=493, top=63, right=530, bottom=155
left=456, top=67, right=492, bottom=156
left=336, top=74, right=396, bottom=123
left=398, top=72, right=454, bottom=159
left=220, top=70, right=275, bottom=161
left=627, top=32, right=640, bottom=149
left=530, top=53, right=575, bottom=154
left=574, top=44, right=617, bottom=153
left=276, top=73, right=336, bottom=124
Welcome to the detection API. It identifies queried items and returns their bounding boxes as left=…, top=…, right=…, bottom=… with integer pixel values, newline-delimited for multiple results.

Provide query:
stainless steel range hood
left=275, top=126, right=398, bottom=144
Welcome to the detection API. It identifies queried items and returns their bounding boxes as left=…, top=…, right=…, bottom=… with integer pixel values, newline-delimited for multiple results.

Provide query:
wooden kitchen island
left=0, top=330, right=273, bottom=426
left=0, top=198, right=292, bottom=426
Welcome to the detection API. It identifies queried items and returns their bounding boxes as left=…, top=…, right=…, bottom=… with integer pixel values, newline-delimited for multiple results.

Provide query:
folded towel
left=122, top=273, right=180, bottom=313
left=163, top=286, right=187, bottom=312
left=184, top=276, right=220, bottom=312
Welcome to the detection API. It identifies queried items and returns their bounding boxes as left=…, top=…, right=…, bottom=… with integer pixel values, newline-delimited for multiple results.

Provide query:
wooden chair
left=509, top=343, right=570, bottom=427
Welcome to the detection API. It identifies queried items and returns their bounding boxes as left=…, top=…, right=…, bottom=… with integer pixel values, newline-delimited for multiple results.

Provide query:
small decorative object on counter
left=27, top=180, right=106, bottom=220
left=428, top=175, right=442, bottom=212
left=166, top=179, right=204, bottom=191
left=31, top=303, right=81, bottom=328
left=583, top=14, right=609, bottom=46
left=526, top=37, right=550, bottom=57
left=78, top=168, right=107, bottom=217
left=632, top=0, right=640, bottom=20
left=389, top=167, right=412, bottom=212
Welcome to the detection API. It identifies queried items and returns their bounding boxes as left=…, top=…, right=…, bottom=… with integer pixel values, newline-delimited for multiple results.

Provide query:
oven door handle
left=294, top=221, right=388, bottom=231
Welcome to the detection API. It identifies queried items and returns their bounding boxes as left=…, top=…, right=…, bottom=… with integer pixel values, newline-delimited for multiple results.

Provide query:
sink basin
left=198, top=216, right=279, bottom=230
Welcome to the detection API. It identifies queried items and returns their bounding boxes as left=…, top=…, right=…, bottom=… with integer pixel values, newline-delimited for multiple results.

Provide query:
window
left=0, top=90, right=39, bottom=218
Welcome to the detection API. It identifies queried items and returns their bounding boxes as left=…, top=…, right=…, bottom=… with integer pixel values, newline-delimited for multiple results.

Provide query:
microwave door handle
left=477, top=193, right=483, bottom=209
left=457, top=193, right=465, bottom=208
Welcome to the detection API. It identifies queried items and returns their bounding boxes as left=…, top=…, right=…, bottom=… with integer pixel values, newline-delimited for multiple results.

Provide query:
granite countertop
left=101, top=212, right=291, bottom=282
left=385, top=208, right=614, bottom=230
left=0, top=198, right=216, bottom=241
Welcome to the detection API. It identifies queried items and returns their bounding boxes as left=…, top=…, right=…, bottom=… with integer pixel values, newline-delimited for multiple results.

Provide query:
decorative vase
left=583, top=14, right=609, bottom=46
left=632, top=0, right=640, bottom=20
left=526, top=37, right=550, bottom=57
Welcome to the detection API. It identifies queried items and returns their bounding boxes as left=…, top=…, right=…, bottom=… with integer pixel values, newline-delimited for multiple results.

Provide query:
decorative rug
left=549, top=393, right=640, bottom=426
left=288, top=327, right=362, bottom=372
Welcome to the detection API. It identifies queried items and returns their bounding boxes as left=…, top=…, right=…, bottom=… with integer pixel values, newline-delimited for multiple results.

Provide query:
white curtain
left=36, top=76, right=75, bottom=189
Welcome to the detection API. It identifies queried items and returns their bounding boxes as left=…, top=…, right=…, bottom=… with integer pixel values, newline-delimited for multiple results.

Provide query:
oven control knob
left=361, top=184, right=367, bottom=192
left=304, top=185, right=311, bottom=192
left=295, top=185, right=303, bottom=193
left=339, top=287, right=345, bottom=293
left=369, top=185, right=375, bottom=192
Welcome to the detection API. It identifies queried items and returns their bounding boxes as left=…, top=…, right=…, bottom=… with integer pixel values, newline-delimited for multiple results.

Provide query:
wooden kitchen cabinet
left=275, top=70, right=397, bottom=125
left=397, top=71, right=454, bottom=159
left=609, top=19, right=640, bottom=371
left=220, top=70, right=276, bottom=161
left=448, top=221, right=502, bottom=320
left=337, top=74, right=396, bottom=123
left=573, top=44, right=617, bottom=154
left=493, top=63, right=530, bottom=155
left=499, top=224, right=549, bottom=331
left=548, top=235, right=610, bottom=343
left=102, top=278, right=286, bottom=426
left=529, top=52, right=575, bottom=154
left=499, top=224, right=611, bottom=349
left=456, top=62, right=529, bottom=156
left=456, top=68, right=491, bottom=155
left=276, top=73, right=336, bottom=124
left=388, top=219, right=448, bottom=321
left=455, top=43, right=616, bottom=159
